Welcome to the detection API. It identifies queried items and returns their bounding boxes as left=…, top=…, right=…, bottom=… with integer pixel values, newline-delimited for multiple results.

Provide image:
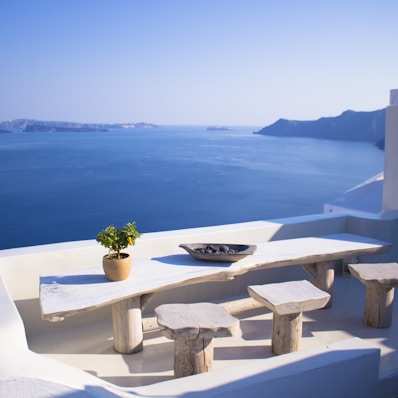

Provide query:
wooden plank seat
left=248, top=280, right=331, bottom=355
left=154, top=302, right=239, bottom=378
left=348, top=262, right=398, bottom=328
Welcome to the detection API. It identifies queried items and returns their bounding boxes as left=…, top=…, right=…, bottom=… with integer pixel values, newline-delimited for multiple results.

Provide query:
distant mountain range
left=254, top=109, right=386, bottom=149
left=0, top=111, right=387, bottom=149
left=0, top=119, right=157, bottom=133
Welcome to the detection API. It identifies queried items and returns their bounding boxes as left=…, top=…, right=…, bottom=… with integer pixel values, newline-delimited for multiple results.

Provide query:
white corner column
left=382, top=89, right=398, bottom=213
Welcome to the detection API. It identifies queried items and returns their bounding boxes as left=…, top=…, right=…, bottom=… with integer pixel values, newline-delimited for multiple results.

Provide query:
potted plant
left=96, top=221, right=141, bottom=281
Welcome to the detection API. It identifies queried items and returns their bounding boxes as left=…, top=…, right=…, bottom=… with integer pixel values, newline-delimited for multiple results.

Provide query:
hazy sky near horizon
left=1, top=1, right=397, bottom=126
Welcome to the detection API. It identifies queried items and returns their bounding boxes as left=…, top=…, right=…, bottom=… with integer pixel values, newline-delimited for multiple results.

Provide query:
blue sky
left=1, top=1, right=397, bottom=126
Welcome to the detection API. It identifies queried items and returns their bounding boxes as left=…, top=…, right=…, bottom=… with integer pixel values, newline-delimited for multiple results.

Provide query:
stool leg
left=364, top=285, right=394, bottom=328
left=272, top=312, right=302, bottom=355
left=174, top=337, right=214, bottom=378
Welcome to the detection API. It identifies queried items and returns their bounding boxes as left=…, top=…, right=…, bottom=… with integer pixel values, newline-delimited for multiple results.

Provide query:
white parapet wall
left=0, top=213, right=347, bottom=335
left=0, top=211, right=397, bottom=397
left=0, top=277, right=381, bottom=398
left=133, top=338, right=380, bottom=398
left=0, top=338, right=381, bottom=398
left=1, top=211, right=397, bottom=336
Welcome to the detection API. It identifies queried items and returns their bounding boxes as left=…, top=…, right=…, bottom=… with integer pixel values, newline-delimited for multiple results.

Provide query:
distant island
left=0, top=119, right=158, bottom=132
left=207, top=126, right=232, bottom=131
left=0, top=112, right=387, bottom=150
left=23, top=125, right=108, bottom=133
left=254, top=109, right=386, bottom=149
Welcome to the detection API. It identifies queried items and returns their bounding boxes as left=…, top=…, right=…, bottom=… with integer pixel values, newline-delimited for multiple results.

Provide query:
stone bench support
left=155, top=302, right=239, bottom=378
left=248, top=280, right=330, bottom=355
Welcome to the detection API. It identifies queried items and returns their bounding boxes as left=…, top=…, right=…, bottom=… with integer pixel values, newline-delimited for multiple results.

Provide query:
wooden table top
left=40, top=233, right=390, bottom=321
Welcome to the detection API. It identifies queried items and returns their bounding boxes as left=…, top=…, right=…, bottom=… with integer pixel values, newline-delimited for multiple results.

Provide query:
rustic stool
left=248, top=280, right=330, bottom=355
left=348, top=262, right=398, bottom=328
left=154, top=302, right=239, bottom=378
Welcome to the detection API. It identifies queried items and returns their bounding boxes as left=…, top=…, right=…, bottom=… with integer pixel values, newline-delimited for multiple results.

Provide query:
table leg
left=364, top=284, right=394, bottom=328
left=302, top=261, right=334, bottom=308
left=112, top=295, right=143, bottom=354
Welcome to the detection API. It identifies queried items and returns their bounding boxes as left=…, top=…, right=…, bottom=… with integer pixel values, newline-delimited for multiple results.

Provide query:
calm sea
left=0, top=126, right=384, bottom=250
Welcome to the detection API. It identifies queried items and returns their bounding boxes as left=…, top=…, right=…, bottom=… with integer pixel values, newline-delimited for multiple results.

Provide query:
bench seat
left=248, top=280, right=330, bottom=355
left=155, top=302, right=239, bottom=377
left=349, top=262, right=398, bottom=328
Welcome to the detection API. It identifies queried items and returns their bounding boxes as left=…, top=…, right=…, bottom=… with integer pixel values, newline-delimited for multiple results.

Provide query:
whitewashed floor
left=28, top=271, right=398, bottom=389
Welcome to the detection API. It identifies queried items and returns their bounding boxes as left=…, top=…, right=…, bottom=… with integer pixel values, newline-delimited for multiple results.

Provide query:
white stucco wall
left=382, top=89, right=398, bottom=213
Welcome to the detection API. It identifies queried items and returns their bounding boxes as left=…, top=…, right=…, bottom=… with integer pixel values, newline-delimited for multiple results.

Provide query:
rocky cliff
left=254, top=109, right=386, bottom=143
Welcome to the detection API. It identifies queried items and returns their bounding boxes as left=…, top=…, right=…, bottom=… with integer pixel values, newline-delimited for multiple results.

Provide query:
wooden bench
left=154, top=302, right=239, bottom=378
left=248, top=280, right=330, bottom=355
left=348, top=262, right=398, bottom=328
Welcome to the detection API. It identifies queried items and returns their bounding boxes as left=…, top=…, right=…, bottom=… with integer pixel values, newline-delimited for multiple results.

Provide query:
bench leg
left=174, top=337, right=214, bottom=378
left=364, top=285, right=394, bottom=328
left=272, top=312, right=302, bottom=355
left=303, top=261, right=334, bottom=308
left=112, top=296, right=143, bottom=354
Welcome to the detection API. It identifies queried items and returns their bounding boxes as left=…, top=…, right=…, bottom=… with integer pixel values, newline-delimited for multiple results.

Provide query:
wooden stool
left=348, top=262, right=398, bottom=328
left=248, top=280, right=330, bottom=355
left=155, top=302, right=239, bottom=378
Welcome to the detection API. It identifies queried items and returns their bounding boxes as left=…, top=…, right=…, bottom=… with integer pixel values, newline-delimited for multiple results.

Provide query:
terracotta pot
left=102, top=253, right=131, bottom=281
